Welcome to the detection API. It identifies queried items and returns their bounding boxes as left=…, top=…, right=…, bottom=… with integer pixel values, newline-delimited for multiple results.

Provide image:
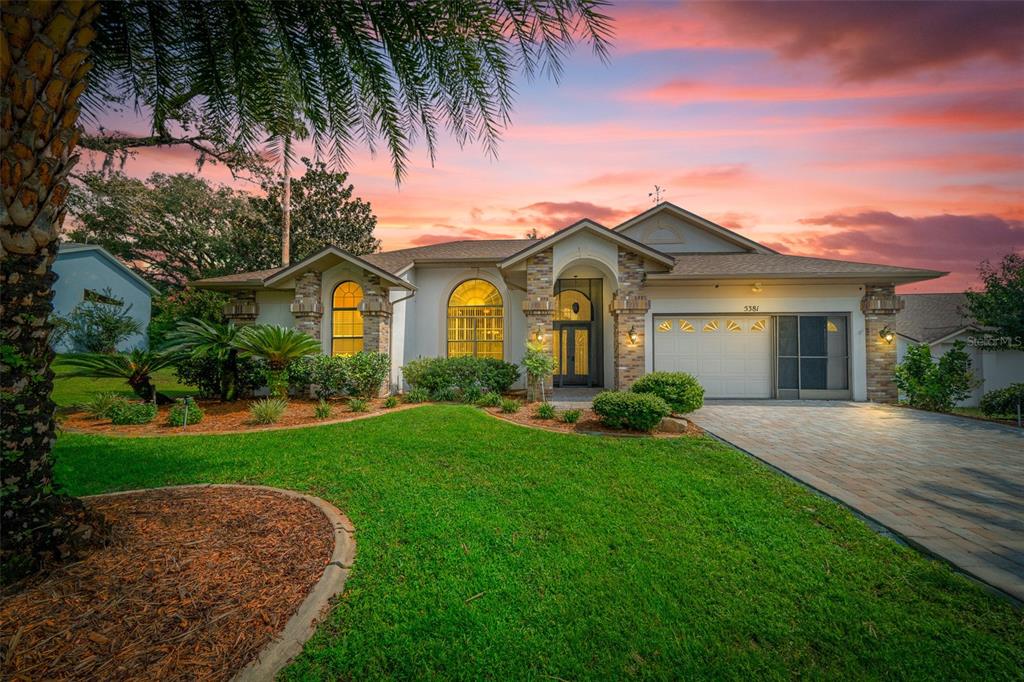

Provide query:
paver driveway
left=689, top=401, right=1024, bottom=602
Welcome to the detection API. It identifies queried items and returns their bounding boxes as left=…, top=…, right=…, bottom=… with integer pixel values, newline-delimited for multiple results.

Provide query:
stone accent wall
left=359, top=274, right=393, bottom=394
left=223, top=290, right=259, bottom=326
left=610, top=248, right=649, bottom=390
left=861, top=284, right=903, bottom=403
left=523, top=250, right=554, bottom=400
left=290, top=271, right=323, bottom=339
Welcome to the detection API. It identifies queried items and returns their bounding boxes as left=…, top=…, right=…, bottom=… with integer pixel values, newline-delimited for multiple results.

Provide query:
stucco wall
left=254, top=290, right=295, bottom=328
left=618, top=212, right=746, bottom=253
left=644, top=283, right=868, bottom=400
left=52, top=250, right=153, bottom=352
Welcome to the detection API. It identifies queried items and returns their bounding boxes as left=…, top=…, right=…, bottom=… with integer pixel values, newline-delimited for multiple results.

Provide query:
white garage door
left=653, top=315, right=772, bottom=398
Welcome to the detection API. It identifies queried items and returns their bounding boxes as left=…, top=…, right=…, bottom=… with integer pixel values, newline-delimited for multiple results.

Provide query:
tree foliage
left=894, top=341, right=975, bottom=412
left=965, top=253, right=1024, bottom=347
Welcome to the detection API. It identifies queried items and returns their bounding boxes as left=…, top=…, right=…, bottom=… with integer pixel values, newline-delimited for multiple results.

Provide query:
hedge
left=592, top=391, right=670, bottom=432
left=402, top=356, right=519, bottom=394
left=630, top=371, right=704, bottom=414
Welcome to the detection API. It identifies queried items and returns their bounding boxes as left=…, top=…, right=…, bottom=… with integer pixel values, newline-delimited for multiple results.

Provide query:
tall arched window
left=332, top=281, right=363, bottom=356
left=447, top=279, right=503, bottom=359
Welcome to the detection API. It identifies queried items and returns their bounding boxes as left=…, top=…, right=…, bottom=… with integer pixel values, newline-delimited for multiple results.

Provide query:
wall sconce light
left=751, top=282, right=763, bottom=293
left=533, top=330, right=543, bottom=343
left=627, top=326, right=639, bottom=346
left=879, top=325, right=895, bottom=344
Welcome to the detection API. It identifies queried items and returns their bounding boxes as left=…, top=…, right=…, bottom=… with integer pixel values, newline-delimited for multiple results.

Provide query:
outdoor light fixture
left=628, top=326, right=639, bottom=345
left=751, top=282, right=763, bottom=293
left=879, top=325, right=895, bottom=344
left=533, top=330, right=543, bottom=343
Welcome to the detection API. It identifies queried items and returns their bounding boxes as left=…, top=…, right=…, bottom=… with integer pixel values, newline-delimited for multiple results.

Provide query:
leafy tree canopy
left=965, top=253, right=1024, bottom=347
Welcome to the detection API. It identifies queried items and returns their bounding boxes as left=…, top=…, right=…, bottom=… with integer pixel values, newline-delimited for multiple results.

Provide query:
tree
left=256, top=158, right=380, bottom=260
left=232, top=325, right=321, bottom=397
left=67, top=171, right=279, bottom=287
left=2, top=0, right=610, bottom=577
left=164, top=318, right=244, bottom=401
left=965, top=253, right=1024, bottom=347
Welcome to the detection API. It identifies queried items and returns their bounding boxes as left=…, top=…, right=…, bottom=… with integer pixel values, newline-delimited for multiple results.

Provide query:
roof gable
left=499, top=219, right=675, bottom=269
left=264, top=245, right=414, bottom=289
left=57, top=243, right=159, bottom=294
left=614, top=202, right=774, bottom=254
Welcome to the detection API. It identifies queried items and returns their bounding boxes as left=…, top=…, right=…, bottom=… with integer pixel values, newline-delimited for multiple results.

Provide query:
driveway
left=689, top=401, right=1024, bottom=602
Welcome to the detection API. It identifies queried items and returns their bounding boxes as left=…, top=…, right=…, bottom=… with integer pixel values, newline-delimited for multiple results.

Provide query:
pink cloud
left=700, top=1, right=1024, bottom=81
left=515, top=201, right=631, bottom=229
left=820, top=152, right=1024, bottom=175
left=408, top=227, right=520, bottom=246
left=886, top=93, right=1024, bottom=131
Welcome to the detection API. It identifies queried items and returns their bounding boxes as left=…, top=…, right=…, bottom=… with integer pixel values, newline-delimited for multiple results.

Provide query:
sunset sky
left=86, top=1, right=1023, bottom=293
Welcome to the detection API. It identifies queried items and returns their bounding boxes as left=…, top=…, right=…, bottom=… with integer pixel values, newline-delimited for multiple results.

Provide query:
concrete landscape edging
left=84, top=483, right=356, bottom=680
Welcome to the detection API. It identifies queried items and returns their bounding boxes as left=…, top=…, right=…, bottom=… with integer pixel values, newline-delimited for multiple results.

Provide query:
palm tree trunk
left=281, top=136, right=291, bottom=266
left=1, top=0, right=103, bottom=578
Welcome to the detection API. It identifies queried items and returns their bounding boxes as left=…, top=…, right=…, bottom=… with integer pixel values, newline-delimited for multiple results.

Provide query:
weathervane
left=648, top=185, right=665, bottom=203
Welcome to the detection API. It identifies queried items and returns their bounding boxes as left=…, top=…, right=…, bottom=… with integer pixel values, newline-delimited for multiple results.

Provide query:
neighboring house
left=191, top=202, right=946, bottom=402
left=53, top=242, right=158, bottom=352
left=890, top=293, right=1024, bottom=406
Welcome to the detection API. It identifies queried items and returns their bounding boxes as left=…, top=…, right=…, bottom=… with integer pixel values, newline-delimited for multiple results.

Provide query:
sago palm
left=232, top=325, right=321, bottom=397
left=164, top=318, right=243, bottom=401
left=62, top=350, right=177, bottom=404
left=2, top=0, right=612, bottom=575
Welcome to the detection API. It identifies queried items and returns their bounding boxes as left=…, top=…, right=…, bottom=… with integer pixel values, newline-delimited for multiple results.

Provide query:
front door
left=554, top=323, right=591, bottom=386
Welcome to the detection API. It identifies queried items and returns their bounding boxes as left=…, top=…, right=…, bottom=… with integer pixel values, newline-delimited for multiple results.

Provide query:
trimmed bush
left=432, top=385, right=459, bottom=402
left=79, top=392, right=128, bottom=420
left=383, top=395, right=400, bottom=409
left=174, top=355, right=267, bottom=399
left=402, top=356, right=519, bottom=394
left=347, top=351, right=391, bottom=398
left=167, top=401, right=204, bottom=426
left=460, top=384, right=483, bottom=404
left=109, top=401, right=158, bottom=425
left=980, top=383, right=1024, bottom=417
left=349, top=398, right=369, bottom=412
left=895, top=341, right=974, bottom=412
left=249, top=397, right=288, bottom=424
left=476, top=391, right=502, bottom=407
left=404, top=387, right=431, bottom=403
left=289, top=354, right=350, bottom=400
left=534, top=402, right=556, bottom=420
left=592, top=391, right=670, bottom=432
left=560, top=408, right=582, bottom=424
left=314, top=400, right=332, bottom=420
left=500, top=398, right=521, bottom=414
left=630, top=371, right=704, bottom=414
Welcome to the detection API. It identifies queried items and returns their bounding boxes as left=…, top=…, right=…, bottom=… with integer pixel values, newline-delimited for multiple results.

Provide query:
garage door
left=653, top=315, right=772, bottom=398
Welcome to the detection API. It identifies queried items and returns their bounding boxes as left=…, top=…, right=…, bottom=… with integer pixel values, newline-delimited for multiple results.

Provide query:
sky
left=85, top=0, right=1023, bottom=293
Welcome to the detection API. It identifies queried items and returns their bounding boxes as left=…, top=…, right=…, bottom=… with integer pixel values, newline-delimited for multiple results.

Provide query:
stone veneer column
left=223, top=290, right=259, bottom=326
left=522, top=250, right=554, bottom=401
left=861, top=284, right=903, bottom=403
left=359, top=274, right=393, bottom=394
left=290, top=271, right=323, bottom=339
left=610, top=249, right=649, bottom=391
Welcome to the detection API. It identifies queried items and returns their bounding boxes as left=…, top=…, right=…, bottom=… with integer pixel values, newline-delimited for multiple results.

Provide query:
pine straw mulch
left=485, top=406, right=704, bottom=438
left=0, top=487, right=333, bottom=681
left=61, top=397, right=410, bottom=437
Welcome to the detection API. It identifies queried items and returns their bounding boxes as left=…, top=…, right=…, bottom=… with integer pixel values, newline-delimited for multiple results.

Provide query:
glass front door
left=776, top=315, right=850, bottom=399
left=553, top=323, right=591, bottom=386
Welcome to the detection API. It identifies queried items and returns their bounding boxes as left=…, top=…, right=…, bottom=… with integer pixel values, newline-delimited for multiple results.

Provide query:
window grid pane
left=447, top=279, right=503, bottom=360
left=332, top=281, right=364, bottom=356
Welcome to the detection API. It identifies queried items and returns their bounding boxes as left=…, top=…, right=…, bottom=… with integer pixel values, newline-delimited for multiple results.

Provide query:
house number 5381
left=744, top=305, right=759, bottom=312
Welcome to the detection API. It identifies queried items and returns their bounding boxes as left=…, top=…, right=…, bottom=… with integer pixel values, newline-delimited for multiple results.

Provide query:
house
left=890, top=293, right=1024, bottom=406
left=53, top=242, right=158, bottom=352
left=190, top=202, right=946, bottom=401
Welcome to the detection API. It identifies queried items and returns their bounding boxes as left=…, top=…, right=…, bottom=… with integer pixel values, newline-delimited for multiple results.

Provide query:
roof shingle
left=888, top=293, right=975, bottom=343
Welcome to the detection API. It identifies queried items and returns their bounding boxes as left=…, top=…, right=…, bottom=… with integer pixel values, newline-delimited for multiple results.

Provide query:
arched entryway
left=552, top=278, right=602, bottom=387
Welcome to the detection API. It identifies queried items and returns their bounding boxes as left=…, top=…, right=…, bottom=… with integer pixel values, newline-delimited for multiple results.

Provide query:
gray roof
left=362, top=239, right=534, bottom=273
left=647, top=253, right=945, bottom=283
left=889, top=293, right=975, bottom=343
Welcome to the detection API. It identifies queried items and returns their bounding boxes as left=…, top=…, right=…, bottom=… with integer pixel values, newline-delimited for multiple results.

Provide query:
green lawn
left=51, top=355, right=195, bottom=407
left=53, top=406, right=1022, bottom=680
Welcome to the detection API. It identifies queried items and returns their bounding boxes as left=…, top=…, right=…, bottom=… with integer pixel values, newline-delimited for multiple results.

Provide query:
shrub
left=560, top=408, right=582, bottom=424
left=289, top=354, right=349, bottom=400
left=404, top=387, right=431, bottom=403
left=522, top=341, right=555, bottom=402
left=109, top=401, right=158, bottom=425
left=383, top=395, right=400, bottom=409
left=233, top=325, right=321, bottom=397
left=349, top=398, right=369, bottom=412
left=164, top=318, right=247, bottom=401
left=895, top=341, right=974, bottom=412
left=534, top=402, right=556, bottom=419
left=167, top=400, right=204, bottom=426
left=460, top=384, right=483, bottom=404
left=432, top=385, right=459, bottom=402
left=51, top=288, right=141, bottom=353
left=148, top=289, right=226, bottom=349
left=249, top=397, right=288, bottom=424
left=63, top=350, right=176, bottom=403
left=630, top=371, right=704, bottom=414
left=312, top=400, right=331, bottom=420
left=402, top=356, right=519, bottom=394
left=592, top=391, right=670, bottom=432
left=347, top=351, right=391, bottom=398
left=476, top=391, right=502, bottom=407
left=174, top=355, right=267, bottom=399
left=500, top=398, right=521, bottom=414
left=979, top=383, right=1024, bottom=417
left=79, top=392, right=128, bottom=419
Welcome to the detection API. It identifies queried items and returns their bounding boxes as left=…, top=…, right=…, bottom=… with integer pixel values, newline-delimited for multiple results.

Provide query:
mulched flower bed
left=61, top=397, right=409, bottom=437
left=485, top=406, right=704, bottom=438
left=0, top=487, right=333, bottom=681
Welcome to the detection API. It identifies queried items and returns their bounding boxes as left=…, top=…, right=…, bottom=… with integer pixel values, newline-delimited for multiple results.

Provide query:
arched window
left=447, top=279, right=503, bottom=359
left=554, top=289, right=592, bottom=321
left=332, top=281, right=363, bottom=356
